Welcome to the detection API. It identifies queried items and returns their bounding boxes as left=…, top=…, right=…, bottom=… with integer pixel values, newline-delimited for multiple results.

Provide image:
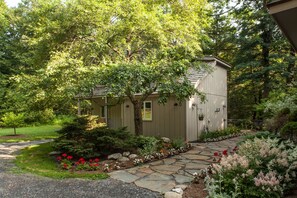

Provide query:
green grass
left=14, top=142, right=108, bottom=180
left=0, top=125, right=61, bottom=143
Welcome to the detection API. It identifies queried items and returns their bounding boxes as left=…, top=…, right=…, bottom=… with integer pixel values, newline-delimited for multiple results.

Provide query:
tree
left=96, top=0, right=210, bottom=135
left=226, top=0, right=295, bottom=121
left=0, top=0, right=210, bottom=130
left=100, top=63, right=205, bottom=135
left=0, top=112, right=25, bottom=135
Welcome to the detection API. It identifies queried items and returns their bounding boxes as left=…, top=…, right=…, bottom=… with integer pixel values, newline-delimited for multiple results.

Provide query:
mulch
left=0, top=134, right=27, bottom=139
left=183, top=179, right=208, bottom=198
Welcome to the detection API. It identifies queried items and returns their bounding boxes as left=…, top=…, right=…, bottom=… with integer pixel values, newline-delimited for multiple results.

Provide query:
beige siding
left=90, top=98, right=122, bottom=129
left=122, top=97, right=187, bottom=140
left=91, top=98, right=105, bottom=115
left=186, top=65, right=228, bottom=141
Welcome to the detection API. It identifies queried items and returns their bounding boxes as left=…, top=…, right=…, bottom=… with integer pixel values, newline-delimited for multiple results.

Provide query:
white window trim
left=142, top=101, right=152, bottom=121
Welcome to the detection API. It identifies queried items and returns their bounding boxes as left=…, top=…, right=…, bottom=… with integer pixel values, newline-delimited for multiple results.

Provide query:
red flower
left=57, top=156, right=62, bottom=161
left=214, top=152, right=219, bottom=156
left=89, top=159, right=93, bottom=163
left=79, top=158, right=85, bottom=162
left=94, top=158, right=100, bottom=162
left=67, top=156, right=73, bottom=160
left=222, top=150, right=228, bottom=156
left=62, top=153, right=67, bottom=157
left=75, top=162, right=80, bottom=165
left=89, top=164, right=93, bottom=167
left=63, top=163, right=68, bottom=168
left=94, top=163, right=99, bottom=167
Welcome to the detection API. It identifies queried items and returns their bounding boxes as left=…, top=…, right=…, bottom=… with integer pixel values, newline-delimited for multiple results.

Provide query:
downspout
left=105, top=96, right=108, bottom=125
left=196, top=105, right=199, bottom=140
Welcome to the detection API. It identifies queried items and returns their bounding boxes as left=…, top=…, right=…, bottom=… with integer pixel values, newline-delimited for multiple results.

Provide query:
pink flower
left=62, top=153, right=67, bottom=157
left=56, top=156, right=62, bottom=161
left=67, top=156, right=73, bottom=160
left=94, top=158, right=100, bottom=162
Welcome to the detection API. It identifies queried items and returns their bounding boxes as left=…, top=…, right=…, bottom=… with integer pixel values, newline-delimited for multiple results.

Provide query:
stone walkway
left=109, top=137, right=243, bottom=194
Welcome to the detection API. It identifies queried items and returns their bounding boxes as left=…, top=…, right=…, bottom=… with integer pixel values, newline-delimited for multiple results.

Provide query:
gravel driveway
left=0, top=140, right=161, bottom=198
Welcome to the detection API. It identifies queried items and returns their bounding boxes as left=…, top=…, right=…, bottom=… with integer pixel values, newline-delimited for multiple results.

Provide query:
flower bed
left=200, top=126, right=247, bottom=142
left=194, top=137, right=297, bottom=197
left=54, top=141, right=192, bottom=173
left=51, top=116, right=192, bottom=173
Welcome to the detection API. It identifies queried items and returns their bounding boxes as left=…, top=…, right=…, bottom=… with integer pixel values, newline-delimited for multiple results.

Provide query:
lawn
left=14, top=142, right=108, bottom=179
left=0, top=125, right=61, bottom=143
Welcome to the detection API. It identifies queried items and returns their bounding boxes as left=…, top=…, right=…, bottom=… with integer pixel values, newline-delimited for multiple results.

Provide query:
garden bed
left=184, top=135, right=297, bottom=198
left=52, top=140, right=192, bottom=173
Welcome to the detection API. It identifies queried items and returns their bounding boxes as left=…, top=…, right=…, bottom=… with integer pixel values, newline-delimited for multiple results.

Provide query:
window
left=142, top=101, right=152, bottom=121
left=100, top=106, right=106, bottom=118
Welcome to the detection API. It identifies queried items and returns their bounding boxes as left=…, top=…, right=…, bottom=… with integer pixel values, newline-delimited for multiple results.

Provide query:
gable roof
left=80, top=56, right=231, bottom=98
left=187, top=56, right=231, bottom=86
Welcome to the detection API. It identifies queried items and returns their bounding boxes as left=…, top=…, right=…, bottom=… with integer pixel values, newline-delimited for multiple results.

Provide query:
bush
left=280, top=122, right=297, bottom=143
left=53, top=115, right=160, bottom=158
left=136, top=136, right=160, bottom=156
left=54, top=125, right=134, bottom=158
left=52, top=115, right=75, bottom=125
left=243, top=131, right=278, bottom=142
left=207, top=137, right=297, bottom=197
left=171, top=138, right=185, bottom=149
left=0, top=112, right=25, bottom=135
left=200, top=126, right=241, bottom=141
left=289, top=110, right=297, bottom=122
left=24, top=109, right=55, bottom=125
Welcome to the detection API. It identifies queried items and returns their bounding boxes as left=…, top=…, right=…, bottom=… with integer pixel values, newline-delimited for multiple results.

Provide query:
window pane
left=142, top=101, right=152, bottom=121
left=101, top=106, right=105, bottom=117
left=145, top=102, right=151, bottom=109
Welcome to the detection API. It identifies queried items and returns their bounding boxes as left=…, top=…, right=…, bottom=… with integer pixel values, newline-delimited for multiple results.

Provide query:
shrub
left=243, top=131, right=278, bottom=142
left=53, top=125, right=134, bottom=158
left=52, top=115, right=75, bottom=125
left=200, top=126, right=241, bottom=141
left=24, top=109, right=55, bottom=125
left=135, top=136, right=160, bottom=156
left=53, top=116, right=146, bottom=158
left=280, top=122, right=297, bottom=143
left=289, top=110, right=297, bottom=122
left=0, top=112, right=25, bottom=135
left=171, top=138, right=185, bottom=149
left=207, top=137, right=297, bottom=197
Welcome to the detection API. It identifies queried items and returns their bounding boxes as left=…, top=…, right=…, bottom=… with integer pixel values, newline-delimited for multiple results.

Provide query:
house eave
left=201, top=56, right=232, bottom=69
left=267, top=0, right=297, bottom=51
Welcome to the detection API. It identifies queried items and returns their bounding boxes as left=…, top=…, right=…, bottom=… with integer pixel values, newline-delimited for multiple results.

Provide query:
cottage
left=86, top=56, right=231, bottom=142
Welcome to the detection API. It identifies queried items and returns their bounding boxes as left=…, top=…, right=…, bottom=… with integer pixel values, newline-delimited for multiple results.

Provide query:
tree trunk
left=132, top=101, right=143, bottom=136
left=286, top=47, right=296, bottom=85
left=13, top=127, right=16, bottom=135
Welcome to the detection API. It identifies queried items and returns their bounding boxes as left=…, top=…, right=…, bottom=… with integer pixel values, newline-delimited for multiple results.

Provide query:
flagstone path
left=109, top=136, right=243, bottom=194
